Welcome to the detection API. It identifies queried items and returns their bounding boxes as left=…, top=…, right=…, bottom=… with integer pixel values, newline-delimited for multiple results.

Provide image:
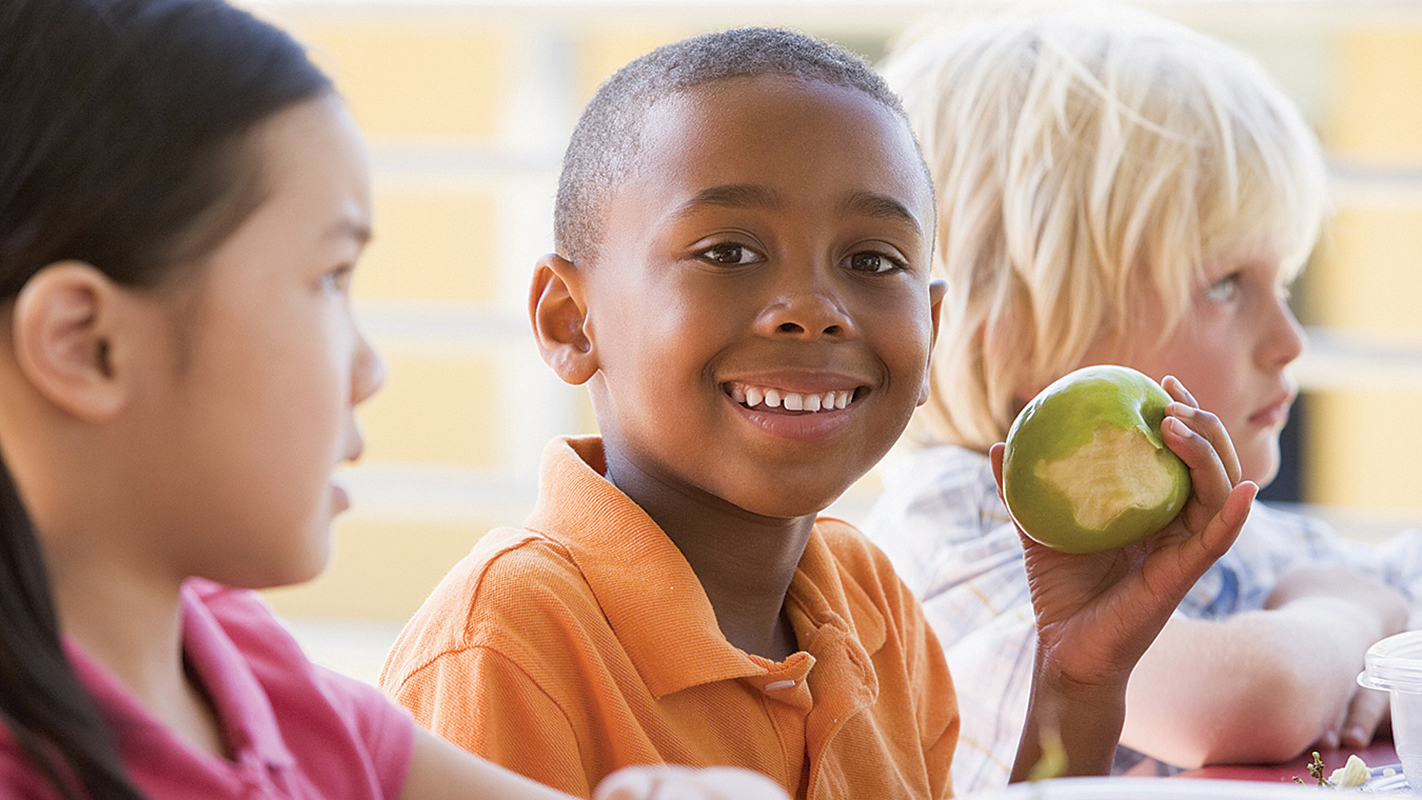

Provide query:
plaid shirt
left=861, top=444, right=1422, bottom=795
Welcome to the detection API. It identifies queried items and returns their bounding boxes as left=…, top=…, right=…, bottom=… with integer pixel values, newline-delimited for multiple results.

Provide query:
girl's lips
left=330, top=482, right=350, bottom=513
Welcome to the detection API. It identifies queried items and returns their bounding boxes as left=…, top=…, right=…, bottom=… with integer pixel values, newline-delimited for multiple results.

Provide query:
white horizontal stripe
left=336, top=462, right=538, bottom=523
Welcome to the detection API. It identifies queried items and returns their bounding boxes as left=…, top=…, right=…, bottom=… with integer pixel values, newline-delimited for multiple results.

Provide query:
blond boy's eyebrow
left=329, top=215, right=373, bottom=245
left=840, top=191, right=922, bottom=234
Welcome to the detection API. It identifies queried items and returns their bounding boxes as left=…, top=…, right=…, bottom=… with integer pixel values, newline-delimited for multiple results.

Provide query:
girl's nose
left=352, top=328, right=386, bottom=405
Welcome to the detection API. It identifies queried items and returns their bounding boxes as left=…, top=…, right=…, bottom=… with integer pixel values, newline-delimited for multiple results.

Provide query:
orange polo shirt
left=380, top=436, right=958, bottom=800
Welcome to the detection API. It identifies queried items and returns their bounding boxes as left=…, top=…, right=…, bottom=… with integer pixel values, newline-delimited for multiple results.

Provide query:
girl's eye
left=696, top=243, right=763, bottom=266
left=847, top=250, right=906, bottom=274
left=323, top=266, right=354, bottom=294
left=1205, top=273, right=1240, bottom=303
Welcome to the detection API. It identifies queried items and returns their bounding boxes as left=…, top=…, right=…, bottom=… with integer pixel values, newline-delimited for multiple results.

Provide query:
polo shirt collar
left=526, top=436, right=885, bottom=698
left=63, top=581, right=296, bottom=782
left=180, top=579, right=296, bottom=774
left=787, top=520, right=887, bottom=658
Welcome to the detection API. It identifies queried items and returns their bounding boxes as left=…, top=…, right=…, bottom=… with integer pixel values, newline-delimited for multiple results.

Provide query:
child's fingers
left=1161, top=374, right=1198, bottom=408
left=988, top=441, right=1006, bottom=500
left=596, top=766, right=789, bottom=800
left=1166, top=409, right=1257, bottom=559
left=1197, top=479, right=1255, bottom=560
left=674, top=768, right=789, bottom=800
left=1342, top=685, right=1390, bottom=750
left=1164, top=401, right=1242, bottom=488
left=595, top=768, right=651, bottom=800
left=1160, top=412, right=1248, bottom=539
left=1149, top=479, right=1253, bottom=606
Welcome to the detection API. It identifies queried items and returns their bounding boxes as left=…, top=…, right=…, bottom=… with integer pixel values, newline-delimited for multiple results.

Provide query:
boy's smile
left=726, top=381, right=858, bottom=414
left=572, top=74, right=943, bottom=523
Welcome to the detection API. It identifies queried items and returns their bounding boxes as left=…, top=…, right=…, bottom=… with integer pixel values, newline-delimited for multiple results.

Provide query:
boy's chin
left=1241, top=444, right=1281, bottom=492
left=728, top=482, right=857, bottom=522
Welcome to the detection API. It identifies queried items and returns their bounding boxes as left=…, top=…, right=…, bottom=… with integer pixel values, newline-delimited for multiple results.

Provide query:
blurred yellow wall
left=1305, top=29, right=1422, bottom=515
left=241, top=1, right=1422, bottom=629
left=250, top=3, right=706, bottom=624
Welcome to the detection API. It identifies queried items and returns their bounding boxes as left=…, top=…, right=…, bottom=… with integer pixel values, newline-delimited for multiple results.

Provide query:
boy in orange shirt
left=380, top=26, right=1255, bottom=799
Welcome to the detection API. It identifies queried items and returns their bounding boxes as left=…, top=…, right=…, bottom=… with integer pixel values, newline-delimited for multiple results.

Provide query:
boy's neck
left=605, top=451, right=814, bottom=662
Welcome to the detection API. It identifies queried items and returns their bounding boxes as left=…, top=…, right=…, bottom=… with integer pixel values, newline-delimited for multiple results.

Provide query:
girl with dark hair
left=0, top=2, right=786, bottom=799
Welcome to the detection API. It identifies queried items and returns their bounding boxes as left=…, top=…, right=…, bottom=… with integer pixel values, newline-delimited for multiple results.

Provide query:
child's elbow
left=1192, top=665, right=1336, bottom=767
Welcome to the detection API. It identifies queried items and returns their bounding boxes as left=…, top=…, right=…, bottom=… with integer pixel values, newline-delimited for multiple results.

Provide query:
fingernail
left=1163, top=416, right=1192, bottom=438
left=1345, top=726, right=1368, bottom=747
left=1167, top=401, right=1196, bottom=418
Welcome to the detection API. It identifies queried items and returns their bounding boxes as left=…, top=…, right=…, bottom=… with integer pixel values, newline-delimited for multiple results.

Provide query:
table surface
left=1177, top=740, right=1400, bottom=785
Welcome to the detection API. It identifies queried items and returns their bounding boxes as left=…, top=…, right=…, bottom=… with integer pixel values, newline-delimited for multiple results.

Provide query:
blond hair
left=884, top=6, right=1328, bottom=452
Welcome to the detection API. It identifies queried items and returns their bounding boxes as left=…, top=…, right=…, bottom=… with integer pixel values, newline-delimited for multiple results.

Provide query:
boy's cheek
left=917, top=370, right=935, bottom=405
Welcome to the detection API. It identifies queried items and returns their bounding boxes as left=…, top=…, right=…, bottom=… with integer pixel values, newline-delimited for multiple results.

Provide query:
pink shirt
left=0, top=578, right=414, bottom=799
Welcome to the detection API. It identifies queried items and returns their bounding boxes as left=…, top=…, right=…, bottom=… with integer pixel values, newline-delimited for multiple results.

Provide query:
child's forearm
left=1121, top=603, right=1388, bottom=767
left=1010, top=667, right=1128, bottom=782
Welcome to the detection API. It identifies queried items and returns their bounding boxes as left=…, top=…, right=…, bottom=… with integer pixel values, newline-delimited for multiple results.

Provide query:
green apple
left=1002, top=364, right=1191, bottom=554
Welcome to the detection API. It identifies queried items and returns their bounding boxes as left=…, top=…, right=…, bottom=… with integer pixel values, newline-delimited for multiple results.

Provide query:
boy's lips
left=724, top=380, right=865, bottom=413
left=1249, top=391, right=1295, bottom=428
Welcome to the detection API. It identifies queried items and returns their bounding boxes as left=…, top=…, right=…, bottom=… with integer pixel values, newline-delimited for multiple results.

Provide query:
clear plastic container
left=1358, top=629, right=1422, bottom=790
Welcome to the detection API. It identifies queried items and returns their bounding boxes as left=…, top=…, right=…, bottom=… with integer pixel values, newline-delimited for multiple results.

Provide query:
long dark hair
left=0, top=0, right=331, bottom=796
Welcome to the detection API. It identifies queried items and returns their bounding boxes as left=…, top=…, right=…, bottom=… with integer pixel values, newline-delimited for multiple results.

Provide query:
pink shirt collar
left=64, top=579, right=296, bottom=794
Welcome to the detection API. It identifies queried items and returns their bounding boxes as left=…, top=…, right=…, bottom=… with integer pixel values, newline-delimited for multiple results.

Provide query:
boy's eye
left=696, top=243, right=763, bottom=266
left=846, top=250, right=906, bottom=274
left=1205, top=273, right=1240, bottom=303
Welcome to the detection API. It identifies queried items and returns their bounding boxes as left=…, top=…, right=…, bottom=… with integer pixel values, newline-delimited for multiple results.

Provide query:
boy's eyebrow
left=669, top=184, right=922, bottom=236
left=670, top=184, right=783, bottom=218
left=840, top=191, right=922, bottom=234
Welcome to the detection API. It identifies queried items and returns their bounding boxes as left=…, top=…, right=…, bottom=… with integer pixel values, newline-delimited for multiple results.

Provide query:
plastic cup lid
left=1359, top=630, right=1422, bottom=692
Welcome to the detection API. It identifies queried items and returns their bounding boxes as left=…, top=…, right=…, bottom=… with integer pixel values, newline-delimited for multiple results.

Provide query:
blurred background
left=242, top=0, right=1422, bottom=681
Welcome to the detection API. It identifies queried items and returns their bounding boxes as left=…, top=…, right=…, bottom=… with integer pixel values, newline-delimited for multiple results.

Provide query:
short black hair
left=554, top=26, right=912, bottom=264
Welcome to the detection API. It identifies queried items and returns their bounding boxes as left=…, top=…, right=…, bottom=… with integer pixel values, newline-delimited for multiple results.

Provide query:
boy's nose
left=756, top=287, right=852, bottom=339
left=754, top=260, right=854, bottom=340
left=1261, top=294, right=1306, bottom=368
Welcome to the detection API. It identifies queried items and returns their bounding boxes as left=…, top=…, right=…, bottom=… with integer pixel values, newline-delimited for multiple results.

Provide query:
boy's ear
left=11, top=261, right=132, bottom=421
left=919, top=278, right=948, bottom=406
left=529, top=253, right=598, bottom=385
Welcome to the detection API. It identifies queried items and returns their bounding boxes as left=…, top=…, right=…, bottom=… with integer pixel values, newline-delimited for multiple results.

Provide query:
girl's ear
left=11, top=261, right=132, bottom=421
left=529, top=253, right=598, bottom=386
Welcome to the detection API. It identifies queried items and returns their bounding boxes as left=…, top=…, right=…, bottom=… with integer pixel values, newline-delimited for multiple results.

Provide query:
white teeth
left=729, top=383, right=856, bottom=413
